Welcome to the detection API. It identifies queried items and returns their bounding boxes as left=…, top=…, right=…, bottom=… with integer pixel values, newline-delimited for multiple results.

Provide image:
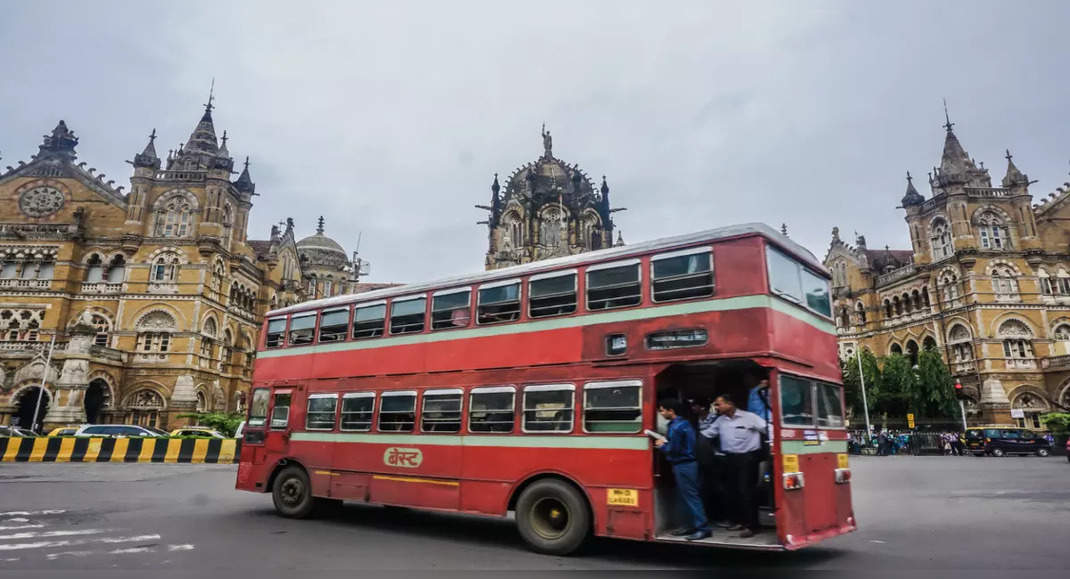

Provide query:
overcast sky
left=2, top=1, right=1068, bottom=282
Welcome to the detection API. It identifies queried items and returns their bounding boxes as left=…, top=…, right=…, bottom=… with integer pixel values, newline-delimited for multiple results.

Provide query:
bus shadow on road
left=250, top=503, right=844, bottom=568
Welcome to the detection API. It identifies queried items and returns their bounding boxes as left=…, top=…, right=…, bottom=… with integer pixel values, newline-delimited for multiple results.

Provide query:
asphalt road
left=0, top=455, right=1067, bottom=576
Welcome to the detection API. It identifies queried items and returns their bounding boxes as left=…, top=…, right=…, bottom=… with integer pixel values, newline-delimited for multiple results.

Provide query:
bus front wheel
left=272, top=466, right=317, bottom=518
left=515, top=479, right=590, bottom=555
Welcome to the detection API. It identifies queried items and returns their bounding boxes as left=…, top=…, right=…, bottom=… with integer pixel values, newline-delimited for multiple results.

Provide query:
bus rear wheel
left=515, top=479, right=590, bottom=555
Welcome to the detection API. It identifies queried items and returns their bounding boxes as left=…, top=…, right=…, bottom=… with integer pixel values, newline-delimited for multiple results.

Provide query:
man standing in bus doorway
left=655, top=399, right=711, bottom=541
left=701, top=394, right=766, bottom=538
left=690, top=397, right=727, bottom=526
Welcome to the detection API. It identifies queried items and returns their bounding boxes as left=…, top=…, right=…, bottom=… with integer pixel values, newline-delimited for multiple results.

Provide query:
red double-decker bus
left=236, top=223, right=855, bottom=554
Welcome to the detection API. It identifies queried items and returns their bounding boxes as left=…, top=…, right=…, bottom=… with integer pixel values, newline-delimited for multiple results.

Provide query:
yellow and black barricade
left=0, top=437, right=240, bottom=464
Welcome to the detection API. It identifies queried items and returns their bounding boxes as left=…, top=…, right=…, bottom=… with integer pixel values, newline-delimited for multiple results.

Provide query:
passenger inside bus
left=652, top=361, right=775, bottom=544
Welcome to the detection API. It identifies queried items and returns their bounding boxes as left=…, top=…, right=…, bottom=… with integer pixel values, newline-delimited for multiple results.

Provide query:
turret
left=901, top=171, right=924, bottom=206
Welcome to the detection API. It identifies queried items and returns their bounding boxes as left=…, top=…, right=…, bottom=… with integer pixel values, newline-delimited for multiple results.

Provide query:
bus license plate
left=607, top=488, right=639, bottom=507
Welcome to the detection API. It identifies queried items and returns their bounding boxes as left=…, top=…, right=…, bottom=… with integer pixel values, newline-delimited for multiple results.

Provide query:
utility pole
left=856, top=350, right=873, bottom=442
left=30, top=334, right=57, bottom=434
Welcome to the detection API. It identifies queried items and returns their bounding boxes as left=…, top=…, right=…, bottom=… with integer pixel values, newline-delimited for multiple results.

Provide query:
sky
left=2, top=1, right=1069, bottom=283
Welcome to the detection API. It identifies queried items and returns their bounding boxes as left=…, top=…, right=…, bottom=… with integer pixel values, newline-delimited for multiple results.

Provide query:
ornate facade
left=826, top=115, right=1070, bottom=427
left=480, top=126, right=623, bottom=270
left=0, top=102, right=361, bottom=431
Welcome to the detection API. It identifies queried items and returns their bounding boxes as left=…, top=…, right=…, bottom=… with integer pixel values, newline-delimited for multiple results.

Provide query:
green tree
left=912, top=349, right=958, bottom=420
left=875, top=354, right=914, bottom=420
left=1041, top=412, right=1070, bottom=435
left=177, top=412, right=245, bottom=437
left=841, top=349, right=880, bottom=418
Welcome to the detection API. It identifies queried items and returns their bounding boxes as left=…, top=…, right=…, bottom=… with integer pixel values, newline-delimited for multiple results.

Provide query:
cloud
left=2, top=0, right=1068, bottom=281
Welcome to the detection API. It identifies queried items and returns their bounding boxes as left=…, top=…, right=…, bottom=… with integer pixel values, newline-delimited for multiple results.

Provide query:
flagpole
left=30, top=334, right=57, bottom=434
left=856, top=350, right=873, bottom=443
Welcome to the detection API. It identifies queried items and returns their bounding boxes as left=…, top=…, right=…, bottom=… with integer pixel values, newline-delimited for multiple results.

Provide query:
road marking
left=0, top=557, right=18, bottom=562
left=0, top=529, right=109, bottom=540
left=0, top=510, right=66, bottom=517
left=0, top=525, right=44, bottom=531
left=167, top=544, right=195, bottom=551
left=0, top=533, right=161, bottom=551
left=46, top=550, right=96, bottom=560
left=109, top=547, right=156, bottom=555
left=2, top=518, right=30, bottom=523
left=869, top=540, right=887, bottom=544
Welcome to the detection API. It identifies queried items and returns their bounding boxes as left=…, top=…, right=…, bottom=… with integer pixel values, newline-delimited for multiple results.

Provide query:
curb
left=0, top=437, right=240, bottom=464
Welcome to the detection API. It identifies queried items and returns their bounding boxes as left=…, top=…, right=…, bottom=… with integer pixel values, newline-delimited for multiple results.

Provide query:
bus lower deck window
left=431, top=290, right=471, bottom=330
left=816, top=383, right=845, bottom=427
left=587, top=262, right=640, bottom=310
left=248, top=388, right=270, bottom=427
left=529, top=273, right=577, bottom=318
left=265, top=318, right=286, bottom=348
left=469, top=388, right=515, bottom=432
left=651, top=250, right=713, bottom=302
left=353, top=304, right=386, bottom=339
left=583, top=381, right=642, bottom=433
left=288, top=314, right=316, bottom=345
left=390, top=298, right=427, bottom=334
left=341, top=393, right=374, bottom=431
left=421, top=391, right=462, bottom=432
left=780, top=375, right=815, bottom=426
left=379, top=392, right=416, bottom=431
left=318, top=308, right=350, bottom=342
left=306, top=394, right=338, bottom=430
left=523, top=385, right=574, bottom=432
left=478, top=282, right=520, bottom=325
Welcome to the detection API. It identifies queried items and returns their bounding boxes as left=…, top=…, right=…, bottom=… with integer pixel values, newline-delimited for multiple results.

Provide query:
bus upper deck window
left=583, top=380, right=642, bottom=433
left=522, top=384, right=575, bottom=433
left=421, top=389, right=463, bottom=432
left=265, top=318, right=286, bottom=348
left=353, top=303, right=386, bottom=339
left=587, top=260, right=641, bottom=310
left=288, top=314, right=316, bottom=345
left=431, top=289, right=471, bottom=330
left=766, top=246, right=832, bottom=318
left=478, top=280, right=521, bottom=325
left=469, top=386, right=515, bottom=433
left=651, top=249, right=713, bottom=302
left=379, top=391, right=416, bottom=432
left=390, top=297, right=427, bottom=334
left=529, top=272, right=577, bottom=318
left=318, top=308, right=350, bottom=342
left=780, top=375, right=815, bottom=426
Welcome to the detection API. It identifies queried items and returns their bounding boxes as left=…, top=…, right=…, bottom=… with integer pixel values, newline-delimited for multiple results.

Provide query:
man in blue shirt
left=655, top=399, right=711, bottom=541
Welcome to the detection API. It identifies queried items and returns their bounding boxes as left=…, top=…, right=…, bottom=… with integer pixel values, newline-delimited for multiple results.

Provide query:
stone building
left=480, top=126, right=623, bottom=269
left=0, top=102, right=361, bottom=431
left=826, top=115, right=1070, bottom=427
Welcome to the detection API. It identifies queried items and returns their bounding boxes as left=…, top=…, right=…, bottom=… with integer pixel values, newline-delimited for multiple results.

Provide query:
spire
left=934, top=101, right=989, bottom=188
left=1002, top=149, right=1029, bottom=188
left=491, top=173, right=500, bottom=198
left=901, top=171, right=925, bottom=206
left=234, top=156, right=255, bottom=194
left=184, top=84, right=219, bottom=156
left=218, top=130, right=229, bottom=158
left=203, top=78, right=215, bottom=121
left=831, top=226, right=841, bottom=243
left=615, top=231, right=625, bottom=246
left=600, top=175, right=609, bottom=197
left=133, top=128, right=160, bottom=169
left=316, top=216, right=325, bottom=235
left=37, top=120, right=79, bottom=161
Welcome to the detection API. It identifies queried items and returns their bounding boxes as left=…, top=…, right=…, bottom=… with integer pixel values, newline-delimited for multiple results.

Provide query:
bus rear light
left=834, top=468, right=851, bottom=484
left=783, top=472, right=805, bottom=490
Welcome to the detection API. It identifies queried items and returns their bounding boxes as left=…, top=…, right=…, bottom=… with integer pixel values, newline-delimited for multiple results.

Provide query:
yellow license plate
left=607, top=488, right=638, bottom=507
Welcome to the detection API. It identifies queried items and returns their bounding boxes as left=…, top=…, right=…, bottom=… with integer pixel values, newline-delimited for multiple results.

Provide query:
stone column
left=42, top=322, right=94, bottom=429
left=979, top=376, right=1013, bottom=425
left=166, top=374, right=199, bottom=428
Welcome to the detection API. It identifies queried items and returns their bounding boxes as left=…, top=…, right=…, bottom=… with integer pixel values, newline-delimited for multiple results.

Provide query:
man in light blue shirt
left=699, top=394, right=766, bottom=537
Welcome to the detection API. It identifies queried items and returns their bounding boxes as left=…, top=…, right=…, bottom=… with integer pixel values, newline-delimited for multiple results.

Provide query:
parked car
left=0, top=425, right=38, bottom=437
left=965, top=426, right=1051, bottom=457
left=74, top=424, right=168, bottom=438
left=170, top=427, right=225, bottom=438
left=47, top=427, right=79, bottom=437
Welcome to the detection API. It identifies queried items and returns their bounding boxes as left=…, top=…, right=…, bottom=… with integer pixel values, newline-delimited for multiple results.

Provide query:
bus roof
left=268, top=222, right=824, bottom=317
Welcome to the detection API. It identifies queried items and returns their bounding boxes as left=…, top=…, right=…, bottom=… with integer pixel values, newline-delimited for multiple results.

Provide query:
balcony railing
left=876, top=264, right=917, bottom=287
left=0, top=341, right=68, bottom=352
left=0, top=222, right=79, bottom=238
left=0, top=279, right=51, bottom=290
left=1005, top=358, right=1036, bottom=369
left=966, top=187, right=1010, bottom=198
left=1041, top=355, right=1070, bottom=369
left=81, top=282, right=123, bottom=294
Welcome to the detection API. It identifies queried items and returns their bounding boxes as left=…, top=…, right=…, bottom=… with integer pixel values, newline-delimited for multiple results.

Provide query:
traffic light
left=954, top=379, right=965, bottom=398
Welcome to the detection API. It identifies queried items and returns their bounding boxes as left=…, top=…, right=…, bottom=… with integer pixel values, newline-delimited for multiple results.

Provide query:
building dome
left=296, top=217, right=349, bottom=269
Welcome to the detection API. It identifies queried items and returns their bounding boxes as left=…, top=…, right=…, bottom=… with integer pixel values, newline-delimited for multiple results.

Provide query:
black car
left=966, top=427, right=1051, bottom=457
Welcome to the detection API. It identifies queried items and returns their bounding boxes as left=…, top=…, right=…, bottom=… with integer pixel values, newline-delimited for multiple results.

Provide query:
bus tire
left=515, top=479, right=590, bottom=556
left=272, top=466, right=316, bottom=518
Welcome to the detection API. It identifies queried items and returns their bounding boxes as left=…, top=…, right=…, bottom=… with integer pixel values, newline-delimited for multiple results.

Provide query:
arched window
left=855, top=302, right=867, bottom=325
left=85, top=254, right=104, bottom=282
left=837, top=306, right=850, bottom=328
left=883, top=299, right=892, bottom=318
left=890, top=343, right=903, bottom=356
left=540, top=207, right=567, bottom=249
left=922, top=336, right=937, bottom=351
left=941, top=274, right=959, bottom=304
left=502, top=211, right=523, bottom=249
left=911, top=290, right=922, bottom=311
left=930, top=218, right=953, bottom=260
left=992, top=267, right=1019, bottom=300
left=201, top=318, right=217, bottom=361
left=998, top=319, right=1034, bottom=366
left=902, top=293, right=913, bottom=314
left=135, top=311, right=176, bottom=354
left=1058, top=269, right=1070, bottom=295
left=977, top=212, right=1010, bottom=250
left=126, top=389, right=165, bottom=428
left=1053, top=323, right=1070, bottom=356
left=151, top=254, right=179, bottom=282
left=906, top=339, right=919, bottom=366
left=922, top=287, right=931, bottom=307
left=91, top=314, right=110, bottom=347
left=196, top=390, right=208, bottom=413
left=156, top=197, right=194, bottom=237
left=893, top=296, right=902, bottom=316
left=1038, top=269, right=1054, bottom=295
left=105, top=255, right=125, bottom=283
left=948, top=324, right=973, bottom=363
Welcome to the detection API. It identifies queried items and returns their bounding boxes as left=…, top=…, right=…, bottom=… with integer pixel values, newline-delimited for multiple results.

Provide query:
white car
left=170, top=427, right=226, bottom=438
left=74, top=424, right=167, bottom=438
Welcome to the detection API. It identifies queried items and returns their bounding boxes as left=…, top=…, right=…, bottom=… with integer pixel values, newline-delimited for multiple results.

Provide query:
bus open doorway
left=651, top=360, right=781, bottom=549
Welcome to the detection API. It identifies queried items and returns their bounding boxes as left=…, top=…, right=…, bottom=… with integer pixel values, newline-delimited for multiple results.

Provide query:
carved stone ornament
left=19, top=186, right=65, bottom=218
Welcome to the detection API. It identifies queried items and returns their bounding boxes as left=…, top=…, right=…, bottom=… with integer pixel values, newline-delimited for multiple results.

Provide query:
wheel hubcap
left=530, top=497, right=570, bottom=540
left=280, top=478, right=304, bottom=507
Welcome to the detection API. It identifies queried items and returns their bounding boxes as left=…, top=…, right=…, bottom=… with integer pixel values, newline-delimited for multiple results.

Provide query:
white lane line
left=0, top=525, right=45, bottom=531
left=167, top=544, right=195, bottom=551
left=109, top=547, right=156, bottom=555
left=46, top=550, right=97, bottom=560
left=0, top=510, right=66, bottom=517
left=2, top=518, right=31, bottom=523
left=0, top=557, right=19, bottom=562
left=0, top=533, right=161, bottom=551
left=0, top=529, right=109, bottom=540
